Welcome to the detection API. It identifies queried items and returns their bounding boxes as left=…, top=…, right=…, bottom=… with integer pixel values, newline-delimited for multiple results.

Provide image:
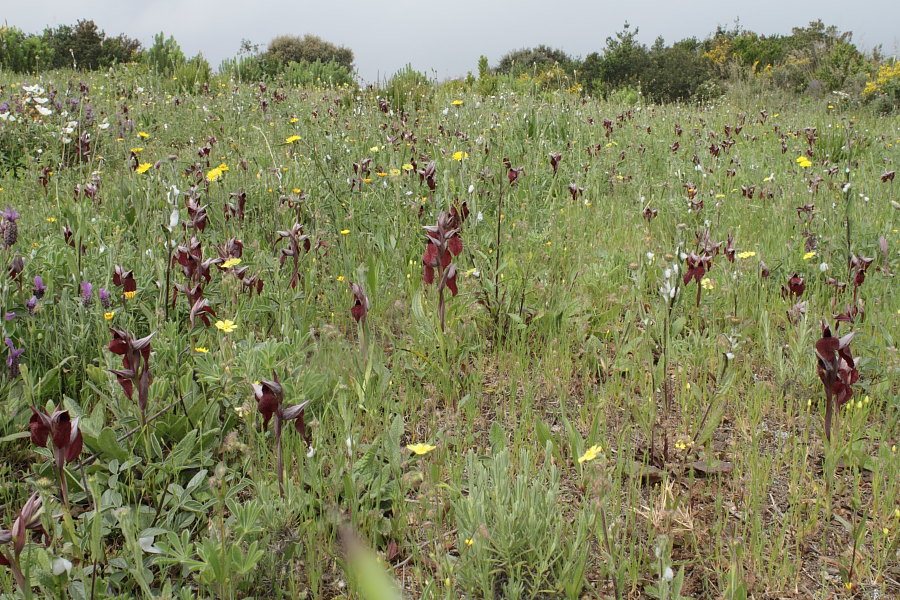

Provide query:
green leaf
left=95, top=427, right=129, bottom=462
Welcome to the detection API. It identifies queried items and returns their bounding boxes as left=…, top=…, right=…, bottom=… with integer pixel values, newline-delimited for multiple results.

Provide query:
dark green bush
left=264, top=34, right=353, bottom=71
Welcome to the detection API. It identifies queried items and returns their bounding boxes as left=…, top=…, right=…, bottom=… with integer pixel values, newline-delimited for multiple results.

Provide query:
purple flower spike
left=5, top=312, right=16, bottom=321
left=26, top=296, right=37, bottom=314
left=33, top=275, right=47, bottom=298
left=5, top=337, right=24, bottom=377
left=2, top=206, right=20, bottom=221
left=81, top=281, right=93, bottom=307
left=99, top=287, right=111, bottom=309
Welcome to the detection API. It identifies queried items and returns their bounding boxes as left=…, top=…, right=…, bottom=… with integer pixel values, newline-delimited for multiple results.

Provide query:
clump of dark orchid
left=351, top=158, right=372, bottom=191
left=815, top=322, right=858, bottom=441
left=503, top=157, right=524, bottom=185
left=0, top=206, right=20, bottom=249
left=225, top=190, right=247, bottom=221
left=549, top=152, right=562, bottom=175
left=276, top=223, right=312, bottom=289
left=173, top=236, right=219, bottom=285
left=62, top=225, right=86, bottom=254
left=232, top=267, right=264, bottom=297
left=422, top=207, right=467, bottom=331
left=782, top=273, right=806, bottom=299
left=0, top=491, right=47, bottom=592
left=184, top=188, right=208, bottom=231
left=5, top=338, right=24, bottom=378
left=417, top=161, right=436, bottom=192
left=252, top=372, right=311, bottom=497
left=108, top=329, right=154, bottom=425
left=80, top=281, right=93, bottom=307
left=568, top=183, right=584, bottom=202
left=29, top=406, right=83, bottom=505
left=349, top=281, right=369, bottom=357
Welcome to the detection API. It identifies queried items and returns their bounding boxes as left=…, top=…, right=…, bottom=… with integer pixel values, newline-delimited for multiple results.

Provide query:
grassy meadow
left=0, top=69, right=898, bottom=599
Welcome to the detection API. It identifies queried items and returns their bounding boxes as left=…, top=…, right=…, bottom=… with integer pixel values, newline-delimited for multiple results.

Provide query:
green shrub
left=384, top=65, right=433, bottom=112
left=283, top=60, right=354, bottom=88
left=264, top=34, right=353, bottom=71
left=453, top=449, right=591, bottom=599
left=495, top=45, right=575, bottom=77
left=0, top=26, right=53, bottom=73
left=144, top=32, right=186, bottom=75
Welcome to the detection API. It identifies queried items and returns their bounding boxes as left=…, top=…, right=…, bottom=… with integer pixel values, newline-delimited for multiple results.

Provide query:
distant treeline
left=0, top=19, right=897, bottom=109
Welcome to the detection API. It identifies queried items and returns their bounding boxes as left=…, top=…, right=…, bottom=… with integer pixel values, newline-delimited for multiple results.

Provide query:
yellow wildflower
left=137, top=131, right=149, bottom=138
left=578, top=444, right=603, bottom=464
left=402, top=163, right=414, bottom=171
left=130, top=147, right=144, bottom=153
left=407, top=443, right=436, bottom=455
left=339, top=229, right=350, bottom=235
left=451, top=100, right=464, bottom=106
left=737, top=251, right=756, bottom=259
left=285, top=135, right=301, bottom=144
left=452, top=151, right=468, bottom=161
left=136, top=163, right=152, bottom=174
left=123, top=290, right=136, bottom=299
left=796, top=156, right=812, bottom=168
left=336, top=275, right=345, bottom=282
left=701, top=277, right=715, bottom=290
left=45, top=217, right=56, bottom=223
left=289, top=117, right=299, bottom=123
left=104, top=312, right=115, bottom=320
left=221, top=257, right=242, bottom=269
left=215, top=319, right=237, bottom=333
left=803, top=251, right=817, bottom=260
left=194, top=347, right=209, bottom=353
left=389, top=168, right=401, bottom=176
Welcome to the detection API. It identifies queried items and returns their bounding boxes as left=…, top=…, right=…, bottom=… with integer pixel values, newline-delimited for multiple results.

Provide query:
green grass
left=0, top=67, right=897, bottom=599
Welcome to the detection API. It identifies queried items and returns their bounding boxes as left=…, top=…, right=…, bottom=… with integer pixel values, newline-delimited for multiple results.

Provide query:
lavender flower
left=1, top=206, right=20, bottom=249
left=26, top=296, right=37, bottom=315
left=33, top=276, right=46, bottom=299
left=99, top=287, right=111, bottom=309
left=5, top=312, right=16, bottom=321
left=5, top=338, right=24, bottom=378
left=81, top=281, right=93, bottom=307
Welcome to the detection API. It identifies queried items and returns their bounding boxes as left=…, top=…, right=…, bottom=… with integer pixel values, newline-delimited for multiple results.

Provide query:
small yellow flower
left=340, top=229, right=350, bottom=235
left=369, top=146, right=379, bottom=153
left=363, top=178, right=372, bottom=183
left=389, top=168, right=401, bottom=176
left=451, top=99, right=464, bottom=106
left=206, top=167, right=223, bottom=182
left=803, top=251, right=817, bottom=260
left=104, top=311, right=115, bottom=320
left=289, top=117, right=299, bottom=123
left=45, top=217, right=57, bottom=223
left=701, top=277, right=715, bottom=290
left=796, top=156, right=812, bottom=168
left=130, top=147, right=144, bottom=153
left=292, top=188, right=301, bottom=194
left=221, top=257, right=242, bottom=269
left=376, top=171, right=387, bottom=177
left=336, top=275, right=345, bottom=282
left=136, top=163, right=152, bottom=174
left=215, top=319, right=237, bottom=333
left=578, top=444, right=603, bottom=464
left=194, top=347, right=209, bottom=353
left=285, top=135, right=301, bottom=144
left=137, top=131, right=149, bottom=138
left=714, top=193, right=726, bottom=198
left=464, top=538, right=473, bottom=546
left=123, top=290, right=136, bottom=299
left=452, top=151, right=469, bottom=161
left=402, top=163, right=414, bottom=171
left=737, top=251, right=756, bottom=259
left=407, top=443, right=436, bottom=455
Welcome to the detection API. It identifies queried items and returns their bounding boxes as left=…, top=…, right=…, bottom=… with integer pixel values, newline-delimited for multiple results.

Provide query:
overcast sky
left=4, top=1, right=898, bottom=82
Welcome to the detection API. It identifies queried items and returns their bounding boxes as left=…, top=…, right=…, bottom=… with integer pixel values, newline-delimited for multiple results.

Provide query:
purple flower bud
left=99, top=287, right=111, bottom=309
left=33, top=275, right=46, bottom=299
left=5, top=338, right=24, bottom=378
left=81, top=281, right=93, bottom=307
left=26, top=296, right=37, bottom=315
left=5, top=312, right=16, bottom=321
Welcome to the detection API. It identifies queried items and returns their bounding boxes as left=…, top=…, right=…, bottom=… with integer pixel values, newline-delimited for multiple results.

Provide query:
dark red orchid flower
left=549, top=152, right=562, bottom=175
left=217, top=237, right=244, bottom=260
left=252, top=371, right=312, bottom=497
left=422, top=210, right=465, bottom=331
left=815, top=322, right=859, bottom=441
left=507, top=165, right=524, bottom=186
left=108, top=328, right=154, bottom=424
left=349, top=282, right=369, bottom=323
left=0, top=491, right=48, bottom=591
left=417, top=161, right=436, bottom=191
left=8, top=256, right=24, bottom=282
left=29, top=406, right=82, bottom=504
left=881, top=170, right=895, bottom=183
left=185, top=195, right=208, bottom=231
left=724, top=233, right=735, bottom=263
left=683, top=251, right=714, bottom=306
left=643, top=206, right=658, bottom=222
left=226, top=190, right=247, bottom=220
left=113, top=265, right=137, bottom=293
left=849, top=254, right=874, bottom=288
left=569, top=184, right=585, bottom=201
left=782, top=273, right=806, bottom=299
left=276, top=223, right=313, bottom=289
